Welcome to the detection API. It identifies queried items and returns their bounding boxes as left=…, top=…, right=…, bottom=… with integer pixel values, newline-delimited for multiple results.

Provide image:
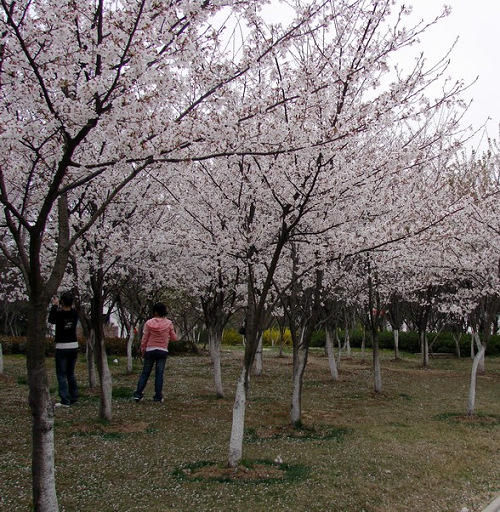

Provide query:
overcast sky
left=263, top=1, right=499, bottom=152
left=406, top=1, right=499, bottom=151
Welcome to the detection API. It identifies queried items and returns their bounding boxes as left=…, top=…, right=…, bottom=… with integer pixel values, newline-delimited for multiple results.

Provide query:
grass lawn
left=1, top=347, right=499, bottom=511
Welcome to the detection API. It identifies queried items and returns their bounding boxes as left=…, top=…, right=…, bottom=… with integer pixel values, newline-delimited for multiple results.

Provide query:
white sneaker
left=55, top=403, right=70, bottom=408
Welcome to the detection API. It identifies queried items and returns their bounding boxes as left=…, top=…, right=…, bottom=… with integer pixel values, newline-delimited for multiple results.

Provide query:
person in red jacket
left=133, top=302, right=177, bottom=402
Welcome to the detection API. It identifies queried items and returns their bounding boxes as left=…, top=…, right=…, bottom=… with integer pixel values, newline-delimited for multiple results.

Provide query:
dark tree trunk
left=90, top=270, right=113, bottom=421
left=26, top=299, right=59, bottom=512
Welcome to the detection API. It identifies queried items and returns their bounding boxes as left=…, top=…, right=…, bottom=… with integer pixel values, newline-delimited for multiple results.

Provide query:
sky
left=405, top=1, right=500, bottom=151
left=262, top=1, right=500, bottom=152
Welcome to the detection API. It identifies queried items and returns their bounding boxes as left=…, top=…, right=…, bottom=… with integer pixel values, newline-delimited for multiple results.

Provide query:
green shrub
left=169, top=339, right=198, bottom=354
left=487, top=335, right=500, bottom=356
left=262, top=328, right=292, bottom=347
left=105, top=336, right=196, bottom=355
left=0, top=335, right=195, bottom=356
left=310, top=330, right=326, bottom=347
left=104, top=337, right=127, bottom=356
left=3, top=330, right=498, bottom=356
left=0, top=336, right=28, bottom=355
left=342, top=329, right=500, bottom=357
left=220, top=328, right=293, bottom=347
left=0, top=336, right=62, bottom=356
left=223, top=329, right=244, bottom=346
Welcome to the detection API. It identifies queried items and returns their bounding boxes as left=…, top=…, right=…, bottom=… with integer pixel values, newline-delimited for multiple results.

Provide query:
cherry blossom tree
left=278, top=242, right=323, bottom=426
left=200, top=268, right=242, bottom=397
left=447, top=142, right=500, bottom=415
left=115, top=277, right=154, bottom=371
left=68, top=171, right=180, bottom=418
left=0, top=0, right=320, bottom=508
left=168, top=0, right=469, bottom=468
left=0, top=0, right=482, bottom=507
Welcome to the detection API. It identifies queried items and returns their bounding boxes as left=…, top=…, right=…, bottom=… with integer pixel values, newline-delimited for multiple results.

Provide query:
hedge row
left=2, top=329, right=499, bottom=357
left=314, top=329, right=500, bottom=356
left=0, top=336, right=196, bottom=357
left=222, top=328, right=500, bottom=357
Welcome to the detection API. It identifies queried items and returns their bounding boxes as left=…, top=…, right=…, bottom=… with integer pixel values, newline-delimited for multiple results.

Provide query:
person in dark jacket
left=48, top=291, right=79, bottom=408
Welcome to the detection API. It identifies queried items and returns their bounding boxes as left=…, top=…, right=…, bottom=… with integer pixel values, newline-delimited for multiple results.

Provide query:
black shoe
left=133, top=395, right=142, bottom=402
left=153, top=398, right=163, bottom=403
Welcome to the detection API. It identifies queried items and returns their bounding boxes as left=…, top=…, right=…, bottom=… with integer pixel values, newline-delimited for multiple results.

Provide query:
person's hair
left=152, top=302, right=167, bottom=317
left=60, top=291, right=74, bottom=307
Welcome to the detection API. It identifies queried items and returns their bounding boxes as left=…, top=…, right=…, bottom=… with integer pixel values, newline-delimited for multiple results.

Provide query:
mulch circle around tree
left=453, top=414, right=500, bottom=426
left=436, top=412, right=500, bottom=427
left=245, top=423, right=350, bottom=442
left=173, top=459, right=308, bottom=483
left=179, top=462, right=284, bottom=481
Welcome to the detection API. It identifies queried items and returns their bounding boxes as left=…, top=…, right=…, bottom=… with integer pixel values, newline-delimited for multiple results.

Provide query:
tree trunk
left=89, top=268, right=113, bottom=421
left=372, top=332, right=382, bottom=394
left=86, top=331, right=97, bottom=388
left=393, top=329, right=400, bottom=360
left=420, top=329, right=429, bottom=367
left=226, top=224, right=289, bottom=468
left=80, top=310, right=97, bottom=388
left=0, top=341, right=3, bottom=375
left=27, top=302, right=59, bottom=512
left=453, top=332, right=462, bottom=358
left=208, top=327, right=224, bottom=398
left=344, top=329, right=352, bottom=358
left=228, top=367, right=248, bottom=468
left=226, top=259, right=264, bottom=468
left=278, top=324, right=285, bottom=357
left=290, top=330, right=308, bottom=426
left=479, top=351, right=485, bottom=373
left=254, top=333, right=263, bottom=376
left=336, top=329, right=342, bottom=369
left=361, top=327, right=366, bottom=363
left=126, top=327, right=135, bottom=374
left=90, top=285, right=112, bottom=420
left=467, top=341, right=486, bottom=416
left=94, top=334, right=113, bottom=421
left=325, top=327, right=338, bottom=380
left=472, top=332, right=485, bottom=373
